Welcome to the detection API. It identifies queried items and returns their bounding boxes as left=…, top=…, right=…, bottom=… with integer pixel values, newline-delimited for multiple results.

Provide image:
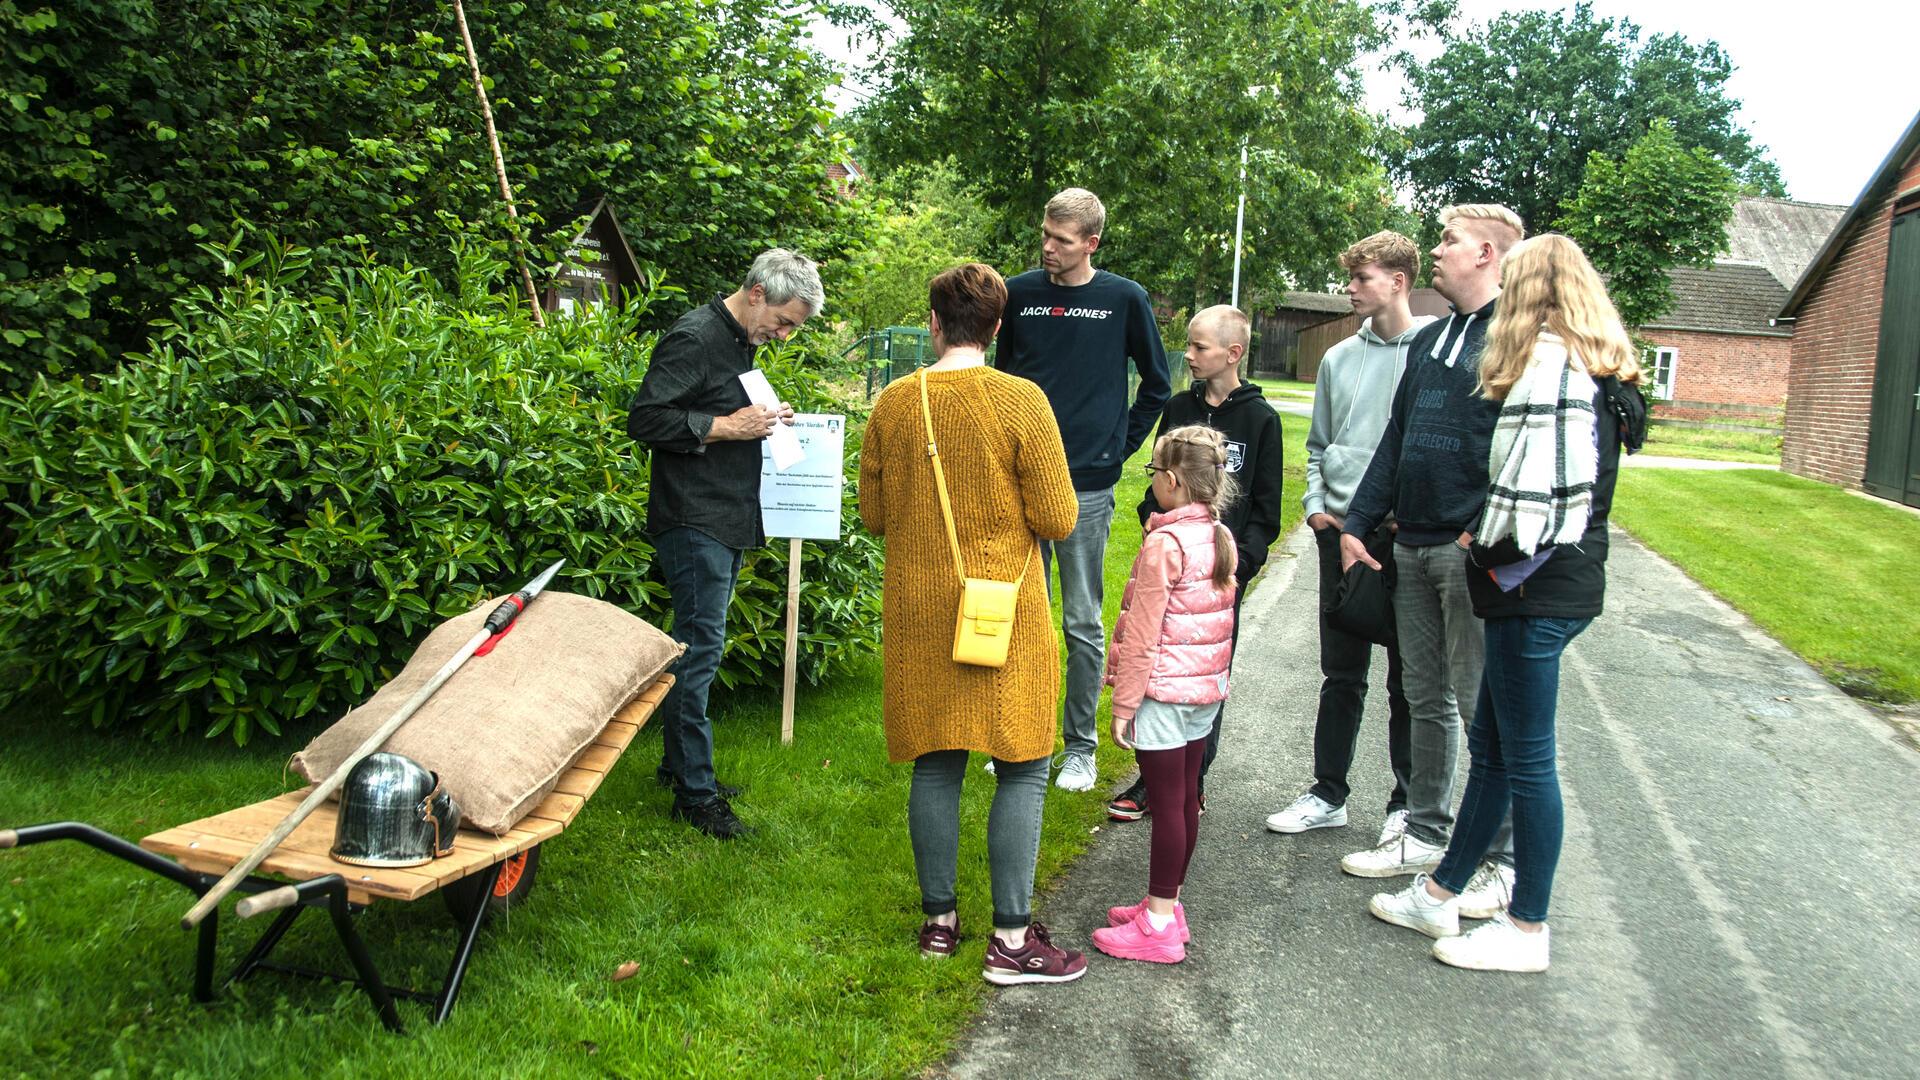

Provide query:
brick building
left=1638, top=197, right=1844, bottom=424
left=1779, top=110, right=1920, bottom=506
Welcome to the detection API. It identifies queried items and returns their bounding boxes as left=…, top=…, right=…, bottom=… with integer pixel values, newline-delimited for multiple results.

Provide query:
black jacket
left=626, top=297, right=766, bottom=549
left=1343, top=299, right=1501, bottom=547
left=1137, top=381, right=1284, bottom=586
left=1466, top=377, right=1648, bottom=619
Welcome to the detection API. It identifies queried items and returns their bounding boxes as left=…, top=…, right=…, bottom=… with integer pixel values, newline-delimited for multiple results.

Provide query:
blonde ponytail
left=1153, top=424, right=1240, bottom=590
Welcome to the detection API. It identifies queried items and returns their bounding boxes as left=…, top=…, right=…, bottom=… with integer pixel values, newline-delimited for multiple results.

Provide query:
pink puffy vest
left=1113, top=504, right=1237, bottom=705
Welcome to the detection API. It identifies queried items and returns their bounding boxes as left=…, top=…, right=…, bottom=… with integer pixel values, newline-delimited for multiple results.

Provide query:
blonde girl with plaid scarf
left=1367, top=235, right=1645, bottom=972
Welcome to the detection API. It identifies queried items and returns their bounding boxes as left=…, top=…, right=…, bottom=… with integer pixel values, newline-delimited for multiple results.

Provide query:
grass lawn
left=1249, top=376, right=1316, bottom=400
left=1612, top=468, right=1920, bottom=703
left=1637, top=422, right=1782, bottom=465
left=0, top=415, right=1308, bottom=1078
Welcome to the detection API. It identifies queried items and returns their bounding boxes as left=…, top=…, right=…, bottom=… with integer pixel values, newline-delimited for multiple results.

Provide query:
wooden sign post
left=759, top=414, right=846, bottom=744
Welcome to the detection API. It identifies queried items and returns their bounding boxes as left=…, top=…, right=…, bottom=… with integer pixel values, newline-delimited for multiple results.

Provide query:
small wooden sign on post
left=759, top=414, right=847, bottom=744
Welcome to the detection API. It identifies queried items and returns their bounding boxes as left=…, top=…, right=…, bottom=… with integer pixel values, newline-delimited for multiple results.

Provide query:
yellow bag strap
left=918, top=369, right=1033, bottom=587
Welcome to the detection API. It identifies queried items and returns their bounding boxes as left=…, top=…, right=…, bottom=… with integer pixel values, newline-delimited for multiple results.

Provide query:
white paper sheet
left=761, top=414, right=847, bottom=540
left=739, top=369, right=804, bottom=470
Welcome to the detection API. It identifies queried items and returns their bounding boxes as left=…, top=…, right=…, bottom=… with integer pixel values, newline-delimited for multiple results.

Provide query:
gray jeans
left=1394, top=542, right=1513, bottom=860
left=909, top=750, right=1050, bottom=929
left=1042, top=488, right=1116, bottom=757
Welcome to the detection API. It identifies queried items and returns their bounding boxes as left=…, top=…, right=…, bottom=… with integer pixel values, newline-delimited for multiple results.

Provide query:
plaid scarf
left=1477, top=333, right=1599, bottom=556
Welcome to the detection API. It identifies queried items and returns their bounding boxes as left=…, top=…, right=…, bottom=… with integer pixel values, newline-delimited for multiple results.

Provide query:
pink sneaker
left=1092, top=909, right=1186, bottom=964
left=1105, top=897, right=1190, bottom=943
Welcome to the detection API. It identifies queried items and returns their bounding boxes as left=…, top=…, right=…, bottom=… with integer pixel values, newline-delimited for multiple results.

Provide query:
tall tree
left=1557, top=118, right=1737, bottom=328
left=1395, top=1, right=1780, bottom=233
left=0, top=0, right=860, bottom=385
left=852, top=0, right=1398, bottom=306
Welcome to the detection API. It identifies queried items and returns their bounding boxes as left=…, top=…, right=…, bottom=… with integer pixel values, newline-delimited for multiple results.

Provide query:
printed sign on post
left=760, top=414, right=846, bottom=540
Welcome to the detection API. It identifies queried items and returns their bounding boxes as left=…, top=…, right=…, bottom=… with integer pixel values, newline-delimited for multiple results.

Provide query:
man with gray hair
left=627, top=248, right=822, bottom=839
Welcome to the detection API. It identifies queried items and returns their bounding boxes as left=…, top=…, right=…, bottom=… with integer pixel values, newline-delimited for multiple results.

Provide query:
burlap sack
left=289, top=591, right=684, bottom=834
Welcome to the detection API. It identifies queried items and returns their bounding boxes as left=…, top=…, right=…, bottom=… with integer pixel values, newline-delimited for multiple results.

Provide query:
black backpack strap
left=1602, top=376, right=1648, bottom=453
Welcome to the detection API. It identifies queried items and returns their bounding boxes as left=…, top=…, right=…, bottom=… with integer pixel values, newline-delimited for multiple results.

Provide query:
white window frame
left=1649, top=346, right=1678, bottom=401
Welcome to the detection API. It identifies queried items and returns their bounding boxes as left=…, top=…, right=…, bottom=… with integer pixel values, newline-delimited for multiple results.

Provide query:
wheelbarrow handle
left=236, top=885, right=301, bottom=920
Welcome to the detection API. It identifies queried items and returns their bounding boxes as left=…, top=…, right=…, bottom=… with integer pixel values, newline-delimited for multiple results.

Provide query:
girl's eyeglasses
left=1143, top=464, right=1166, bottom=477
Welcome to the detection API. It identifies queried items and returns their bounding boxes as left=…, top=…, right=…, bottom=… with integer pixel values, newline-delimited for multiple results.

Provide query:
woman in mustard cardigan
left=858, top=263, right=1083, bottom=986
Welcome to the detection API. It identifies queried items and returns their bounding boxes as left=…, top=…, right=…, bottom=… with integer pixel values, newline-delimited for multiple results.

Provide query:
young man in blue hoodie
left=1265, top=232, right=1429, bottom=843
left=995, top=188, right=1173, bottom=792
left=1334, top=206, right=1522, bottom=914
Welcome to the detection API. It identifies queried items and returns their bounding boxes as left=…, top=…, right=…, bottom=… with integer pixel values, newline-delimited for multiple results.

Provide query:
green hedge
left=0, top=239, right=880, bottom=743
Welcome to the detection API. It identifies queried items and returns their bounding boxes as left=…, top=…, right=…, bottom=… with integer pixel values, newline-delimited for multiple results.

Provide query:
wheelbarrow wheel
left=442, top=845, right=540, bottom=925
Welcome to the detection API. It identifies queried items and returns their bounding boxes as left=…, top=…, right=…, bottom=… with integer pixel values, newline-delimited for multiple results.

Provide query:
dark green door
left=1865, top=210, right=1920, bottom=506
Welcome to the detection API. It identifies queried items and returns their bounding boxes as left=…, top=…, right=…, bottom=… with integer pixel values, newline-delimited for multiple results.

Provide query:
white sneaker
left=1431, top=912, right=1550, bottom=972
left=1265, top=793, right=1348, bottom=834
left=1456, top=861, right=1516, bottom=919
left=1377, top=808, right=1409, bottom=847
left=1055, top=751, right=1097, bottom=792
left=1368, top=873, right=1460, bottom=939
left=1340, top=830, right=1446, bottom=878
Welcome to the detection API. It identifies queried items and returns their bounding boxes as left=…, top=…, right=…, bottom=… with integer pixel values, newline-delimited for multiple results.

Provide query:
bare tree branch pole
left=452, top=0, right=547, bottom=328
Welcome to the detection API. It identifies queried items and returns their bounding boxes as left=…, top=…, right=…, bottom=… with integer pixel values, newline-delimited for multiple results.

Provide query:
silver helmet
left=331, top=752, right=462, bottom=868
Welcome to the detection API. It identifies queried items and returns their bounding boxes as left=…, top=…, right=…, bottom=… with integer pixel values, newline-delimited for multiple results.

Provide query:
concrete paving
left=944, top=526, right=1920, bottom=1079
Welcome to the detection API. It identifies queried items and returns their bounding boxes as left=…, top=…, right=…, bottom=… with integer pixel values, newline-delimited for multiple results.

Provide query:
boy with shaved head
left=1334, top=206, right=1522, bottom=909
left=1107, top=304, right=1282, bottom=822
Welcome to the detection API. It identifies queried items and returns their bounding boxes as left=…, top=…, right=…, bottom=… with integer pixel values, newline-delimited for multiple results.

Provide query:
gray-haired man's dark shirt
left=627, top=296, right=766, bottom=549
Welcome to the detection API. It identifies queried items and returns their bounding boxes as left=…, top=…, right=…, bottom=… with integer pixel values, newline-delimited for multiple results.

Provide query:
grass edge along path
left=0, top=417, right=1307, bottom=1078
left=1611, top=467, right=1920, bottom=704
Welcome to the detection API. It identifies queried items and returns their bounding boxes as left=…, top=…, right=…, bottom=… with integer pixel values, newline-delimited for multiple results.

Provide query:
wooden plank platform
left=140, top=674, right=671, bottom=905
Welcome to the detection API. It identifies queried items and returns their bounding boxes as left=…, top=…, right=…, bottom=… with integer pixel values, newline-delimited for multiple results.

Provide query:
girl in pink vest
left=1093, top=425, right=1239, bottom=964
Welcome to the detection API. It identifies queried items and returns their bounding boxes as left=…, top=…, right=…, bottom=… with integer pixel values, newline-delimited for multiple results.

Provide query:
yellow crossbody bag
left=919, top=370, right=1034, bottom=668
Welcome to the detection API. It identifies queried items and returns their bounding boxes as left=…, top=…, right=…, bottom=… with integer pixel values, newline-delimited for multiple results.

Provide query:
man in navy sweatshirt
left=1335, top=205, right=1521, bottom=912
left=995, top=187, right=1172, bottom=792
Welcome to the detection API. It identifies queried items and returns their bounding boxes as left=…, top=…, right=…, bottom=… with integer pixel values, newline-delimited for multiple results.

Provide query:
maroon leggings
left=1138, top=738, right=1208, bottom=898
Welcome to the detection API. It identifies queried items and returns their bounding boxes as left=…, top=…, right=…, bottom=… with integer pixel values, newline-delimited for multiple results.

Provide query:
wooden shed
left=1778, top=110, right=1920, bottom=507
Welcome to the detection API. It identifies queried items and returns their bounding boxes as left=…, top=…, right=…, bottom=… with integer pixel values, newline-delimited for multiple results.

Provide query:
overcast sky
left=809, top=0, right=1919, bottom=208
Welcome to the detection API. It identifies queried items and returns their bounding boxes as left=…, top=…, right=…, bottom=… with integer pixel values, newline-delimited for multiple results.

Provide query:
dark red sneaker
left=1107, top=779, right=1149, bottom=822
left=919, top=919, right=958, bottom=959
left=982, top=922, right=1088, bottom=985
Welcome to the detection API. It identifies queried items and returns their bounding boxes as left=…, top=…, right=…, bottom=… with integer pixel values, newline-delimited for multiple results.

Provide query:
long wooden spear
left=181, top=560, right=565, bottom=929
left=452, top=0, right=547, bottom=327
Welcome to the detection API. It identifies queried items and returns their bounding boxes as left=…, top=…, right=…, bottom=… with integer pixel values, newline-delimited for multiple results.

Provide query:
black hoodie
left=1136, top=381, right=1284, bottom=586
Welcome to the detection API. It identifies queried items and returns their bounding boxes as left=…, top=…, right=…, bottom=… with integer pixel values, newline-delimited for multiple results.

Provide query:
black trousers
left=1195, top=589, right=1245, bottom=793
left=1307, top=525, right=1412, bottom=811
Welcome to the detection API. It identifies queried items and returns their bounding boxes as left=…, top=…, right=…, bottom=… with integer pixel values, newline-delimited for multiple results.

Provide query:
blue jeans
left=1433, top=615, right=1591, bottom=922
left=654, top=526, right=743, bottom=807
left=909, top=750, right=1050, bottom=930
left=1041, top=488, right=1115, bottom=758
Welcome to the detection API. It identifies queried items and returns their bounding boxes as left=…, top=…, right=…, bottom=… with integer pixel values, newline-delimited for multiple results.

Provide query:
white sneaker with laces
left=1340, top=830, right=1446, bottom=878
left=1054, top=751, right=1097, bottom=792
left=1368, top=873, right=1460, bottom=939
left=1377, top=808, right=1409, bottom=847
left=1456, top=861, right=1516, bottom=919
left=1431, top=912, right=1550, bottom=972
left=1265, top=793, right=1348, bottom=834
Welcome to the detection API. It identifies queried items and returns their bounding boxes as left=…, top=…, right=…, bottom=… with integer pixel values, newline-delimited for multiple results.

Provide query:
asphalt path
left=943, top=525, right=1920, bottom=1079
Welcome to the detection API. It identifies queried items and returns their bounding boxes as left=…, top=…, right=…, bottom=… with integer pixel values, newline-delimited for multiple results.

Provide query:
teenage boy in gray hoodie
left=1265, top=231, right=1427, bottom=843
